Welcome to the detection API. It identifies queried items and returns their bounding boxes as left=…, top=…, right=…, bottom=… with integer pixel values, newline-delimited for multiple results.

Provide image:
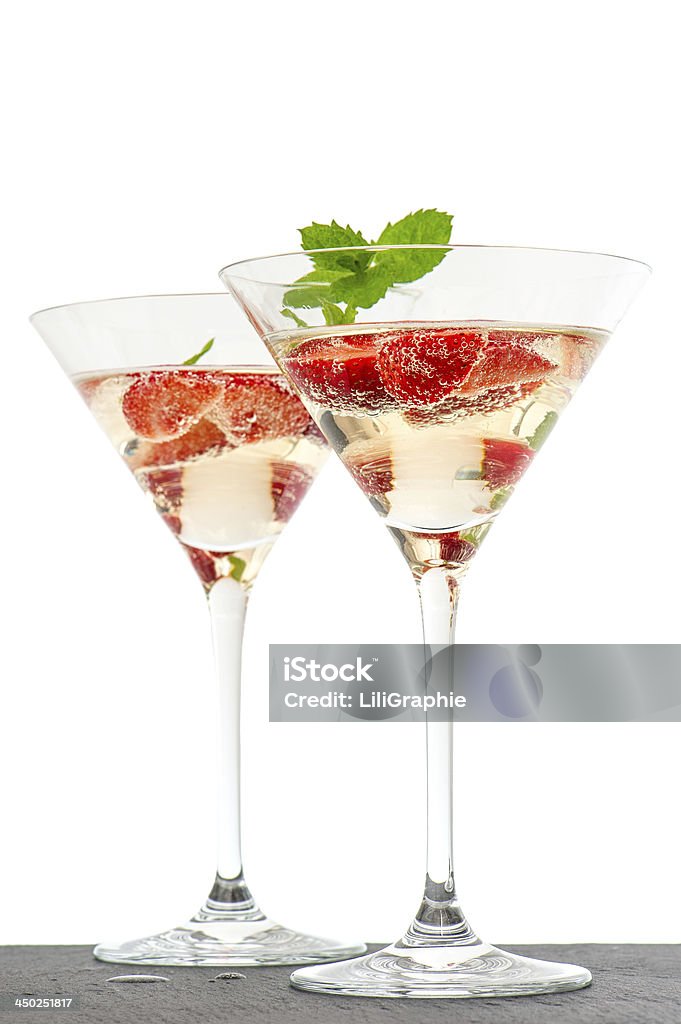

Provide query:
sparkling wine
left=272, top=321, right=606, bottom=574
left=76, top=366, right=327, bottom=588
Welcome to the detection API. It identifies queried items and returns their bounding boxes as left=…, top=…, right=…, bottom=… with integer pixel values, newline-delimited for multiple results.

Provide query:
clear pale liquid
left=272, top=322, right=607, bottom=574
left=74, top=366, right=327, bottom=588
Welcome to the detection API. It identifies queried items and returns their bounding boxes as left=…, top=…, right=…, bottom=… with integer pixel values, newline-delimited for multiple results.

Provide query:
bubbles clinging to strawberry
left=281, top=324, right=563, bottom=421
left=377, top=329, right=484, bottom=405
left=270, top=462, right=315, bottom=522
left=121, top=370, right=223, bottom=441
left=207, top=374, right=311, bottom=445
left=482, top=438, right=535, bottom=489
left=116, top=367, right=314, bottom=451
left=76, top=364, right=328, bottom=590
left=284, top=335, right=395, bottom=414
left=132, top=418, right=230, bottom=470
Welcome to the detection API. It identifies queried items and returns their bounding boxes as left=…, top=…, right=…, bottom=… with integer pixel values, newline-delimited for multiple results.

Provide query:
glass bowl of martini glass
left=220, top=246, right=650, bottom=997
left=30, top=292, right=365, bottom=966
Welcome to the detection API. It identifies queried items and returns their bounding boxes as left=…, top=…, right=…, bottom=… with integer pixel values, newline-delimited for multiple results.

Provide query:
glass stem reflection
left=205, top=575, right=258, bottom=913
left=408, top=567, right=477, bottom=945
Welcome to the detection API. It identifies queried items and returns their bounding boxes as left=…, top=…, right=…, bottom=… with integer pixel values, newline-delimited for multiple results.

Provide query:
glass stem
left=404, top=566, right=477, bottom=946
left=202, top=575, right=259, bottom=916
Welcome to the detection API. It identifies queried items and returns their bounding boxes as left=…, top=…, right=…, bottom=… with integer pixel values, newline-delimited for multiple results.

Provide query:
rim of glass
left=29, top=291, right=232, bottom=323
left=220, top=243, right=652, bottom=286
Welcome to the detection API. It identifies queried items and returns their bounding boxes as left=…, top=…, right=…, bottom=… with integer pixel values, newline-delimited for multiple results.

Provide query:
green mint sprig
left=183, top=338, right=215, bottom=365
left=282, top=209, right=453, bottom=327
left=527, top=410, right=558, bottom=450
left=228, top=554, right=246, bottom=581
left=489, top=488, right=513, bottom=511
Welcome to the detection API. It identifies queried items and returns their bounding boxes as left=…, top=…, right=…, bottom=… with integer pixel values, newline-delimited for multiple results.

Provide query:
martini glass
left=30, top=293, right=364, bottom=966
left=221, top=247, right=650, bottom=997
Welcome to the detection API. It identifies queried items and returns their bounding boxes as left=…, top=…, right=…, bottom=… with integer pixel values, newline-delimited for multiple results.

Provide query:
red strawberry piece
left=439, top=533, right=477, bottom=563
left=133, top=418, right=229, bottom=469
left=462, top=334, right=556, bottom=394
left=76, top=375, right=107, bottom=403
left=487, top=329, right=552, bottom=348
left=345, top=453, right=393, bottom=497
left=122, top=370, right=223, bottom=441
left=378, top=329, right=484, bottom=406
left=302, top=418, right=327, bottom=445
left=402, top=380, right=541, bottom=426
left=270, top=461, right=314, bottom=522
left=141, top=466, right=184, bottom=510
left=412, top=531, right=477, bottom=564
left=482, top=438, right=534, bottom=489
left=377, top=326, right=556, bottom=412
left=142, top=468, right=184, bottom=535
left=284, top=335, right=391, bottom=413
left=183, top=545, right=218, bottom=586
left=162, top=513, right=182, bottom=536
left=209, top=374, right=311, bottom=444
left=557, top=332, right=599, bottom=381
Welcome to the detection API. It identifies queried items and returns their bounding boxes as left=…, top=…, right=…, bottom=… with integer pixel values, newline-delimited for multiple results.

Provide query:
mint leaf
left=374, top=209, right=453, bottom=282
left=326, top=267, right=392, bottom=308
left=300, top=221, right=371, bottom=274
left=183, top=338, right=214, bottom=365
left=490, top=488, right=512, bottom=511
left=284, top=209, right=455, bottom=326
left=228, top=554, right=247, bottom=582
left=282, top=268, right=347, bottom=309
left=376, top=209, right=453, bottom=246
left=282, top=308, right=309, bottom=328
left=282, top=285, right=330, bottom=310
left=289, top=268, right=348, bottom=285
left=528, top=411, right=558, bottom=451
left=459, top=523, right=492, bottom=547
left=458, top=529, right=480, bottom=547
left=300, top=220, right=368, bottom=250
left=320, top=299, right=353, bottom=326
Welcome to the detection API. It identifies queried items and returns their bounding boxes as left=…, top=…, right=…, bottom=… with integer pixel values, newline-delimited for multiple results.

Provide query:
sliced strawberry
left=482, top=438, right=534, bottom=489
left=209, top=374, right=311, bottom=444
left=439, top=533, right=477, bottom=564
left=556, top=332, right=599, bottom=381
left=122, top=370, right=223, bottom=441
left=133, top=418, right=229, bottom=469
left=162, top=513, right=182, bottom=536
left=410, top=530, right=477, bottom=564
left=376, top=326, right=555, bottom=409
left=462, top=334, right=556, bottom=394
left=183, top=545, right=218, bottom=586
left=76, top=375, right=108, bottom=403
left=284, top=335, right=391, bottom=413
left=270, top=461, right=314, bottom=522
left=378, top=329, right=483, bottom=405
left=141, top=466, right=183, bottom=510
left=345, top=452, right=393, bottom=497
left=403, top=380, right=542, bottom=426
left=302, top=418, right=327, bottom=445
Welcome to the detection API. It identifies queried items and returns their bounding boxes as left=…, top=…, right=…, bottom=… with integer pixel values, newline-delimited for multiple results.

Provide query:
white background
left=1, top=0, right=679, bottom=946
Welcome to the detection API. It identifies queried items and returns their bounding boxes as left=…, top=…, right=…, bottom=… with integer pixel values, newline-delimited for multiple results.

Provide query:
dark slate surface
left=1, top=944, right=679, bottom=1023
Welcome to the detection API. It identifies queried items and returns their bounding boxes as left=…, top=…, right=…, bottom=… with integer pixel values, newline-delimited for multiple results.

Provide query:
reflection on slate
left=269, top=645, right=681, bottom=722
left=4, top=944, right=681, bottom=1024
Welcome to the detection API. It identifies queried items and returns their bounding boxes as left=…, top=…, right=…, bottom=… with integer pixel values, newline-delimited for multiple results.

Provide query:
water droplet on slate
left=107, top=974, right=169, bottom=984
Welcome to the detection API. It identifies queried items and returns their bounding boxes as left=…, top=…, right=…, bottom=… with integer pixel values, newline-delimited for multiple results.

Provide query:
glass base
left=94, top=918, right=364, bottom=967
left=290, top=940, right=592, bottom=998
left=94, top=876, right=365, bottom=967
